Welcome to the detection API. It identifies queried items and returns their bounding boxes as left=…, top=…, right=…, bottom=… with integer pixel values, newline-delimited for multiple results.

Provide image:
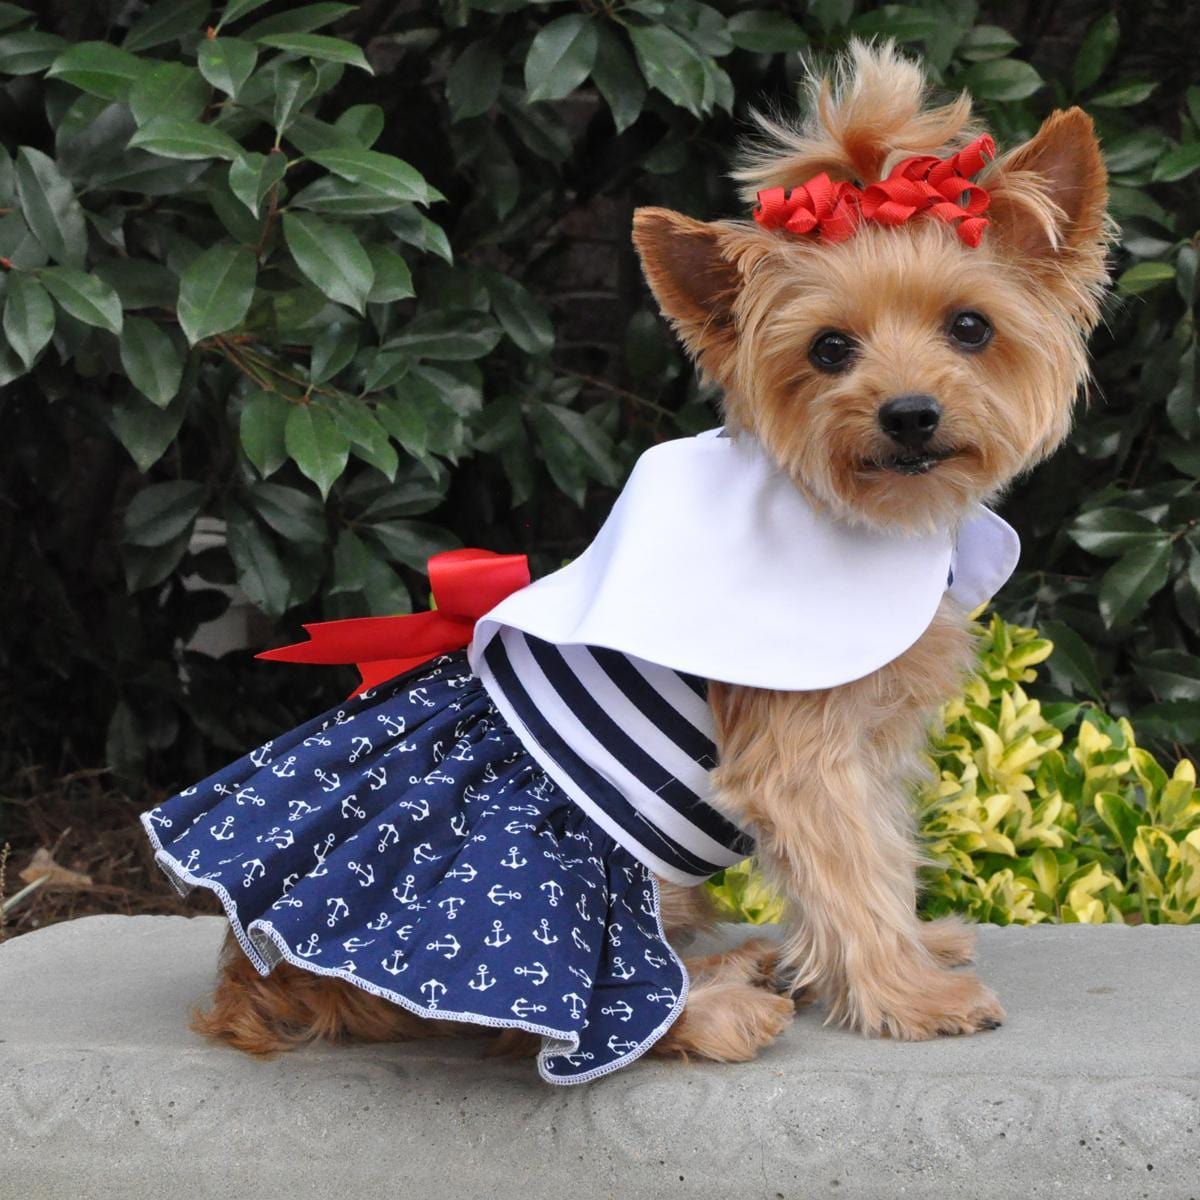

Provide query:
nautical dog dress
left=142, top=430, right=1019, bottom=1084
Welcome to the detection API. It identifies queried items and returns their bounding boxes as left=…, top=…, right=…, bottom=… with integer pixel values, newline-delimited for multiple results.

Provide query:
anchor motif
left=513, top=962, right=548, bottom=986
left=282, top=872, right=300, bottom=893
left=258, top=826, right=294, bottom=849
left=607, top=922, right=623, bottom=947
left=445, top=863, right=477, bottom=884
left=420, top=978, right=446, bottom=1008
left=640, top=895, right=657, bottom=918
left=302, top=727, right=332, bottom=748
left=234, top=785, right=265, bottom=807
left=210, top=816, right=236, bottom=841
left=366, top=912, right=392, bottom=931
left=295, top=933, right=322, bottom=959
left=468, top=965, right=496, bottom=992
left=326, top=897, right=350, bottom=926
left=398, top=797, right=429, bottom=822
left=413, top=842, right=442, bottom=864
left=348, top=735, right=373, bottom=763
left=648, top=988, right=678, bottom=1005
left=449, top=813, right=468, bottom=838
left=365, top=766, right=387, bottom=791
left=447, top=739, right=474, bottom=762
left=395, top=923, right=414, bottom=942
left=484, top=920, right=511, bottom=948
left=462, top=785, right=490, bottom=804
left=287, top=798, right=318, bottom=822
left=340, top=960, right=358, bottom=973
left=505, top=820, right=536, bottom=835
left=377, top=713, right=407, bottom=738
left=601, top=1000, right=634, bottom=1022
left=392, top=875, right=417, bottom=904
left=481, top=763, right=499, bottom=783
left=559, top=1051, right=595, bottom=1066
left=487, top=884, right=521, bottom=906
left=309, top=833, right=336, bottom=877
left=576, top=892, right=589, bottom=922
left=146, top=808, right=172, bottom=829
left=381, top=950, right=408, bottom=976
left=500, top=846, right=527, bottom=870
left=568, top=964, right=592, bottom=989
left=313, top=767, right=340, bottom=793
left=510, top=998, right=547, bottom=1018
left=340, top=794, right=366, bottom=820
left=271, top=755, right=297, bottom=779
left=508, top=803, right=540, bottom=816
left=377, top=822, right=400, bottom=852
left=347, top=860, right=375, bottom=888
left=532, top=918, right=558, bottom=945
left=540, top=880, right=563, bottom=906
left=437, top=896, right=464, bottom=920
left=562, top=992, right=586, bottom=1020
left=407, top=686, right=435, bottom=708
left=273, top=893, right=303, bottom=909
left=426, top=934, right=460, bottom=959
left=611, top=957, right=635, bottom=981
left=413, top=768, right=454, bottom=786
left=607, top=1035, right=638, bottom=1055
left=571, top=926, right=591, bottom=952
left=644, top=949, right=667, bottom=969
left=180, top=785, right=198, bottom=797
left=430, top=739, right=445, bottom=762
left=249, top=741, right=274, bottom=768
left=181, top=848, right=201, bottom=871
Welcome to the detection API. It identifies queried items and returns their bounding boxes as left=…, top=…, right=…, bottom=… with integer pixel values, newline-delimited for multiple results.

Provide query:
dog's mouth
left=860, top=448, right=955, bottom=476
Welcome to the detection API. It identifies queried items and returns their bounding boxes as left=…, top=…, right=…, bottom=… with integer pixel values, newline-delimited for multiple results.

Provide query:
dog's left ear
left=985, top=107, right=1109, bottom=296
left=632, top=207, right=746, bottom=365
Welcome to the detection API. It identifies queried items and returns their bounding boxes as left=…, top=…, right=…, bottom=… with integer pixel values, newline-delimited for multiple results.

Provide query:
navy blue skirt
left=142, top=651, right=688, bottom=1084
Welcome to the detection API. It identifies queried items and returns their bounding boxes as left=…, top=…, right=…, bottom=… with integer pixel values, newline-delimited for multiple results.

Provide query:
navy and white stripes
left=474, top=627, right=753, bottom=886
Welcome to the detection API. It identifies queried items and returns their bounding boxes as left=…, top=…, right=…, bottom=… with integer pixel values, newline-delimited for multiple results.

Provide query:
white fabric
left=471, top=431, right=1020, bottom=691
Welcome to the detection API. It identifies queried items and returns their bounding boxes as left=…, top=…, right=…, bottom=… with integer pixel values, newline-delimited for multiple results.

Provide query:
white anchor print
left=295, top=933, right=322, bottom=959
left=540, top=880, right=563, bottom=906
left=234, top=786, right=265, bottom=807
left=501, top=846, right=527, bottom=870
left=644, top=948, right=667, bottom=969
left=313, top=767, right=340, bottom=793
left=601, top=1000, right=634, bottom=1023
left=445, top=863, right=476, bottom=884
left=487, top=884, right=521, bottom=906
left=426, top=934, right=460, bottom=959
left=437, top=896, right=464, bottom=919
left=376, top=713, right=406, bottom=738
left=271, top=755, right=297, bottom=779
left=607, top=921, right=623, bottom=947
left=462, top=784, right=490, bottom=804
left=302, top=727, right=332, bottom=748
left=571, top=926, right=591, bottom=952
left=562, top=992, right=586, bottom=1020
left=326, top=897, right=350, bottom=926
left=341, top=936, right=375, bottom=952
left=377, top=822, right=400, bottom=852
left=576, top=892, right=589, bottom=922
left=647, top=988, right=678, bottom=1005
left=181, top=847, right=201, bottom=871
left=511, top=998, right=547, bottom=1019
left=420, top=978, right=446, bottom=1008
left=406, top=686, right=435, bottom=708
left=392, top=875, right=417, bottom=904
left=397, top=797, right=429, bottom=821
left=241, top=858, right=265, bottom=887
left=209, top=816, right=236, bottom=841
left=248, top=741, right=273, bottom=768
left=611, top=956, right=635, bottom=981
left=394, top=923, right=414, bottom=942
left=340, top=794, right=366, bottom=820
left=366, top=912, right=392, bottom=931
left=347, top=735, right=373, bottom=763
left=257, top=826, right=294, bottom=850
left=505, top=820, right=536, bottom=835
left=484, top=919, right=511, bottom=948
left=449, top=813, right=468, bottom=837
left=365, top=765, right=387, bottom=791
left=568, top=964, right=592, bottom=989
left=347, top=860, right=374, bottom=888
left=413, top=842, right=441, bottom=864
left=381, top=950, right=408, bottom=976
left=146, top=808, right=173, bottom=829
left=513, top=962, right=548, bottom=986
left=287, top=798, right=318, bottom=822
left=309, top=833, right=336, bottom=877
left=607, top=1035, right=638, bottom=1055
left=468, top=965, right=496, bottom=992
left=558, top=1051, right=594, bottom=1066
left=532, top=918, right=558, bottom=945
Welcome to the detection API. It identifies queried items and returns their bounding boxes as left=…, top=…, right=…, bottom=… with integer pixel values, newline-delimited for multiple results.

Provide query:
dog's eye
left=809, top=331, right=858, bottom=373
left=947, top=310, right=993, bottom=350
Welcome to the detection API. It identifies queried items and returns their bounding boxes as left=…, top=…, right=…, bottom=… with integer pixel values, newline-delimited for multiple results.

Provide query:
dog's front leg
left=710, top=604, right=1003, bottom=1040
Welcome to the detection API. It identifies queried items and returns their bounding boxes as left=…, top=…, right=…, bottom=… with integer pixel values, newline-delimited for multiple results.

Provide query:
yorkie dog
left=193, top=41, right=1109, bottom=1063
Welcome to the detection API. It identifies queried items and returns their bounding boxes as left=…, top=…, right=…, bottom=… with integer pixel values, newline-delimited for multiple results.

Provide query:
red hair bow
left=754, top=135, right=996, bottom=248
left=258, top=548, right=530, bottom=696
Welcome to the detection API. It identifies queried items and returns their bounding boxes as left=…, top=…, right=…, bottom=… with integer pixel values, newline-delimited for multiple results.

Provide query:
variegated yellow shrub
left=707, top=616, right=1200, bottom=926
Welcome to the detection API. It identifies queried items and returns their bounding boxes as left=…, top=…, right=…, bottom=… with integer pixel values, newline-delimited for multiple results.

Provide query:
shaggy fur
left=195, top=41, right=1111, bottom=1067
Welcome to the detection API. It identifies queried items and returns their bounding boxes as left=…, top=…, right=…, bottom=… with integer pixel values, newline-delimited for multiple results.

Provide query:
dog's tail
left=733, top=39, right=983, bottom=202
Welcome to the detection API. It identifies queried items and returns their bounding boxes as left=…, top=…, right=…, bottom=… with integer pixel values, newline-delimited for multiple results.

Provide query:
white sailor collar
left=473, top=430, right=1019, bottom=691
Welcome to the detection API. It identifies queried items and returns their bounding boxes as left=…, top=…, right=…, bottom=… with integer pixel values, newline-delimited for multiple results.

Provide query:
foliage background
left=0, top=0, right=1198, bottom=817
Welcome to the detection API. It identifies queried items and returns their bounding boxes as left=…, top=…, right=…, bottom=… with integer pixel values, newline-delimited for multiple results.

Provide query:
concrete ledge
left=1, top=916, right=1197, bottom=1199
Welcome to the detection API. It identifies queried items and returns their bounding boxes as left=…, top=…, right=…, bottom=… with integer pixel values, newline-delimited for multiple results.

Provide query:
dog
left=188, top=41, right=1110, bottom=1064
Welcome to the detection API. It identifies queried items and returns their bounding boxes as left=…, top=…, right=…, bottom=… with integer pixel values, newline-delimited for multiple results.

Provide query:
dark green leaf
left=239, top=388, right=290, bottom=476
left=2, top=273, right=54, bottom=369
left=486, top=272, right=553, bottom=356
left=127, top=117, right=244, bottom=161
left=124, top=0, right=209, bottom=53
left=1117, top=261, right=1175, bottom=294
left=1090, top=79, right=1157, bottom=107
left=240, top=2, right=354, bottom=38
left=271, top=61, right=317, bottom=136
left=198, top=36, right=259, bottom=98
left=591, top=26, right=645, bottom=134
left=129, top=62, right=210, bottom=124
left=628, top=25, right=708, bottom=117
left=386, top=310, right=501, bottom=360
left=1072, top=12, right=1118, bottom=94
left=47, top=42, right=148, bottom=100
left=307, top=146, right=438, bottom=204
left=726, top=10, right=808, bottom=52
left=14, top=147, right=86, bottom=268
left=290, top=175, right=397, bottom=214
left=41, top=266, right=123, bottom=333
left=448, top=39, right=502, bottom=121
left=0, top=3, right=30, bottom=32
left=217, top=0, right=272, bottom=30
left=310, top=322, right=359, bottom=383
left=0, top=31, right=67, bottom=75
left=333, top=103, right=385, bottom=147
left=1098, top=538, right=1173, bottom=627
left=1166, top=343, right=1197, bottom=437
left=257, top=32, right=372, bottom=72
left=957, top=58, right=1044, bottom=102
left=366, top=245, right=413, bottom=303
left=363, top=519, right=459, bottom=571
left=329, top=397, right=398, bottom=478
left=282, top=210, right=373, bottom=313
left=1041, top=619, right=1104, bottom=697
left=1140, top=649, right=1200, bottom=702
left=177, top=242, right=256, bottom=344
left=120, top=316, right=184, bottom=406
left=284, top=402, right=349, bottom=498
left=122, top=528, right=192, bottom=592
left=108, top=392, right=185, bottom=471
left=535, top=402, right=621, bottom=486
left=524, top=13, right=597, bottom=103
left=247, top=480, right=326, bottom=542
left=106, top=700, right=146, bottom=777
left=228, top=149, right=286, bottom=216
left=226, top=504, right=291, bottom=615
left=1152, top=142, right=1200, bottom=184
left=1069, top=508, right=1164, bottom=557
left=956, top=25, right=1018, bottom=63
left=95, top=258, right=178, bottom=310
left=123, top=480, right=204, bottom=547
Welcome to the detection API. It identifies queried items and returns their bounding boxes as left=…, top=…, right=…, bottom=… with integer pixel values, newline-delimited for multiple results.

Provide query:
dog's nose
left=879, top=393, right=941, bottom=449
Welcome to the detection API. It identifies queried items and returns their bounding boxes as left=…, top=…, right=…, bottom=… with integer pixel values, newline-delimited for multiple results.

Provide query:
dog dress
left=142, top=429, right=1019, bottom=1084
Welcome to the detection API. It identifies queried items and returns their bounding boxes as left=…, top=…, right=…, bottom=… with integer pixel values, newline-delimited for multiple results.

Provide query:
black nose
left=879, top=393, right=941, bottom=450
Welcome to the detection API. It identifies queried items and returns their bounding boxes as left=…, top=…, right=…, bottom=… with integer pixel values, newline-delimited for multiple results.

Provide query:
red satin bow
left=258, top=548, right=530, bottom=696
left=754, top=135, right=996, bottom=248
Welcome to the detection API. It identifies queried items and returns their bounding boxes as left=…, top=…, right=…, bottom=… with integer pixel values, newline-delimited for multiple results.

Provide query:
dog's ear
left=632, top=208, right=744, bottom=361
left=986, top=108, right=1109, bottom=295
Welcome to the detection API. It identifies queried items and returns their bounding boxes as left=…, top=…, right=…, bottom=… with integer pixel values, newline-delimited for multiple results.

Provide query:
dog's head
left=633, top=41, right=1111, bottom=533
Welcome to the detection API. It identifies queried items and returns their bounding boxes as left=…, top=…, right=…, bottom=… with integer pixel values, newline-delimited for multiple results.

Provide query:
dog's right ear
left=632, top=207, right=744, bottom=363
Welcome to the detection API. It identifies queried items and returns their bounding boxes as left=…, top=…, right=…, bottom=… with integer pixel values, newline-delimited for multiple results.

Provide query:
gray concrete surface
left=1, top=914, right=1197, bottom=1200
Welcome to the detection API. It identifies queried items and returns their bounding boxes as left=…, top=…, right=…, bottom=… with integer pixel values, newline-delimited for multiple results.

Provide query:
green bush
left=708, top=614, right=1200, bottom=925
left=0, top=1, right=1196, bottom=791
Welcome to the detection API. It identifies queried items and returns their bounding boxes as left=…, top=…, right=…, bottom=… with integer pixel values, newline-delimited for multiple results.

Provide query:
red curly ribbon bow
left=754, top=135, right=996, bottom=248
left=258, top=548, right=530, bottom=696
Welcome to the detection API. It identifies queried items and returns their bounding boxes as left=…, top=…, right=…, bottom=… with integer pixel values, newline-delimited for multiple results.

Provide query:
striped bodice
left=473, top=626, right=754, bottom=886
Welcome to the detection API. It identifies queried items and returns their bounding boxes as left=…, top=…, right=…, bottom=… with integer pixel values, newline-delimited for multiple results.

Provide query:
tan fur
left=195, top=42, right=1110, bottom=1070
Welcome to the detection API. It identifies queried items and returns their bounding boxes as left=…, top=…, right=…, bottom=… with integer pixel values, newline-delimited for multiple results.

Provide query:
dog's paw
left=918, top=916, right=977, bottom=967
left=872, top=970, right=1005, bottom=1041
left=652, top=979, right=794, bottom=1063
